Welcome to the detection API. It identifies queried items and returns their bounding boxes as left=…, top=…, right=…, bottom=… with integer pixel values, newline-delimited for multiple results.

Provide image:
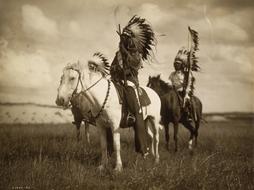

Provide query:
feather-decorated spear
left=184, top=26, right=200, bottom=98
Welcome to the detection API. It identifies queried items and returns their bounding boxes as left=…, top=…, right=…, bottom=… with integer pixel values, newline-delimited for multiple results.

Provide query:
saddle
left=112, top=81, right=151, bottom=128
left=113, top=81, right=151, bottom=106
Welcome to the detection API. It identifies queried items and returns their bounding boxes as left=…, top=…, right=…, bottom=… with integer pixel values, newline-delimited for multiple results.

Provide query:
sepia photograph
left=0, top=0, right=253, bottom=189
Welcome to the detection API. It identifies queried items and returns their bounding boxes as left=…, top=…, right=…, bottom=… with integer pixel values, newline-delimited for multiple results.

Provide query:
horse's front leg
left=84, top=122, right=90, bottom=144
left=113, top=130, right=122, bottom=172
left=72, top=121, right=81, bottom=142
left=76, top=124, right=81, bottom=141
left=173, top=122, right=179, bottom=152
left=71, top=108, right=82, bottom=142
left=154, top=126, right=160, bottom=164
left=98, top=127, right=108, bottom=171
left=146, top=119, right=154, bottom=156
left=182, top=120, right=195, bottom=151
left=194, top=120, right=200, bottom=147
left=164, top=122, right=170, bottom=151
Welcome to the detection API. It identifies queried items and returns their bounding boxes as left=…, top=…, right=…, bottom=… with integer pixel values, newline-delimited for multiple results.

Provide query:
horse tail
left=194, top=97, right=208, bottom=125
left=192, top=96, right=202, bottom=123
left=201, top=117, right=208, bottom=124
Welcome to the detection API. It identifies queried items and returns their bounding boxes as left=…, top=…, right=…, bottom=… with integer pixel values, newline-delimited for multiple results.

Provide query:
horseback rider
left=110, top=16, right=155, bottom=156
left=169, top=47, right=192, bottom=118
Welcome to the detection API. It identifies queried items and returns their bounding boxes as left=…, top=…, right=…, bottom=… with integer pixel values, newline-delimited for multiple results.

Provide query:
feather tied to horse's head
left=88, top=52, right=110, bottom=77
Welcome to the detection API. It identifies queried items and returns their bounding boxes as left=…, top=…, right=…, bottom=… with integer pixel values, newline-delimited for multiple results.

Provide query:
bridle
left=66, top=68, right=111, bottom=125
left=70, top=68, right=103, bottom=99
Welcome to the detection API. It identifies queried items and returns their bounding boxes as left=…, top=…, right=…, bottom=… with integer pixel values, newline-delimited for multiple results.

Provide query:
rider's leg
left=185, top=98, right=193, bottom=121
left=125, top=86, right=148, bottom=155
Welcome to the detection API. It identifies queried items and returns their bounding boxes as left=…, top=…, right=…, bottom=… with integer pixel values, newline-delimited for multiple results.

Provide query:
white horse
left=56, top=62, right=161, bottom=171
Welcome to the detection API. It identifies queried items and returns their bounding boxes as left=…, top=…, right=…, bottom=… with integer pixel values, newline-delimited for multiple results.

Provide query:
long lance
left=185, top=26, right=199, bottom=98
left=183, top=27, right=192, bottom=98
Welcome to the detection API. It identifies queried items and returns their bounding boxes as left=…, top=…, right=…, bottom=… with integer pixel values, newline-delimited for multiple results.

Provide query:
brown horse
left=147, top=75, right=202, bottom=151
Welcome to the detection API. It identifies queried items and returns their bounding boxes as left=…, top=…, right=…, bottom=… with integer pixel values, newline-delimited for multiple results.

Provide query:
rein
left=79, top=79, right=111, bottom=125
left=70, top=68, right=103, bottom=98
left=88, top=79, right=111, bottom=119
left=69, top=68, right=111, bottom=125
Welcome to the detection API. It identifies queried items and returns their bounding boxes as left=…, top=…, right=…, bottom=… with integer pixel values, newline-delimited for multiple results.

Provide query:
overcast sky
left=0, top=0, right=253, bottom=112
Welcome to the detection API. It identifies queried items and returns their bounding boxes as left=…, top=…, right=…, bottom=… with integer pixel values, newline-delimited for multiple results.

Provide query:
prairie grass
left=0, top=120, right=253, bottom=190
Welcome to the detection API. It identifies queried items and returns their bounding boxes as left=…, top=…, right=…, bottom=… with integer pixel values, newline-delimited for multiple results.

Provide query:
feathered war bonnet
left=174, top=47, right=189, bottom=69
left=121, top=15, right=156, bottom=61
left=88, top=52, right=110, bottom=77
left=173, top=27, right=200, bottom=72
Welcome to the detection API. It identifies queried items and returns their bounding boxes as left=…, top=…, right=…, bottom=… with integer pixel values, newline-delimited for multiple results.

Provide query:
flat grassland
left=0, top=119, right=253, bottom=190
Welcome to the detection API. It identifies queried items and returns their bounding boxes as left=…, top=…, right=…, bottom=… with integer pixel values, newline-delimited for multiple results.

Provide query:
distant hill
left=0, top=102, right=73, bottom=124
left=203, top=112, right=254, bottom=122
left=0, top=102, right=253, bottom=124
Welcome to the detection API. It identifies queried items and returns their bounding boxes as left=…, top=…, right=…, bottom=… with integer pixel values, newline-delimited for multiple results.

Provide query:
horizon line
left=0, top=101, right=253, bottom=115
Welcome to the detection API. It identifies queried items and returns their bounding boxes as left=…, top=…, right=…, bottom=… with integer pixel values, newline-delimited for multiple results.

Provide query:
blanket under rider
left=112, top=81, right=151, bottom=128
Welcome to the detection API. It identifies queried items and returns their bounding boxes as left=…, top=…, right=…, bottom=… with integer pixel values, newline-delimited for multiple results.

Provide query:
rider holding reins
left=169, top=27, right=200, bottom=121
left=110, top=16, right=156, bottom=157
left=169, top=47, right=190, bottom=108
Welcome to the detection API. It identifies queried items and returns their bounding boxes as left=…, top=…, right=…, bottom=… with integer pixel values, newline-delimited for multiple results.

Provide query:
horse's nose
left=56, top=97, right=64, bottom=106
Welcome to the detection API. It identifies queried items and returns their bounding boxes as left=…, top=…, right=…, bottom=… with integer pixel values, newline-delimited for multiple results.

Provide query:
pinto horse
left=147, top=75, right=202, bottom=151
left=56, top=62, right=162, bottom=171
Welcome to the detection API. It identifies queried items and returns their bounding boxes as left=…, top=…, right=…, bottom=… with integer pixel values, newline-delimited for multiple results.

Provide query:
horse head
left=56, top=62, right=85, bottom=108
left=147, top=75, right=162, bottom=96
left=147, top=75, right=172, bottom=96
left=56, top=54, right=108, bottom=108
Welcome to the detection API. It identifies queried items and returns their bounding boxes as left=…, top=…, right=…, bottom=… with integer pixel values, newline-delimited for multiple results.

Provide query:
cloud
left=0, top=39, right=52, bottom=89
left=207, top=44, right=253, bottom=79
left=138, top=3, right=175, bottom=27
left=21, top=4, right=59, bottom=39
left=212, top=18, right=248, bottom=43
left=0, top=0, right=253, bottom=112
left=68, top=20, right=82, bottom=38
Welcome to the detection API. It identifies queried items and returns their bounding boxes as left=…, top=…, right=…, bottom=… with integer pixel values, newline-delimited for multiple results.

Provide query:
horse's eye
left=70, top=77, right=75, bottom=81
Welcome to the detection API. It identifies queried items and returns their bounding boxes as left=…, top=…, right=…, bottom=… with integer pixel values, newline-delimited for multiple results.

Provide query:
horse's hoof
left=97, top=165, right=105, bottom=172
left=114, top=165, right=123, bottom=172
left=188, top=139, right=193, bottom=150
left=155, top=157, right=160, bottom=164
left=143, top=152, right=149, bottom=159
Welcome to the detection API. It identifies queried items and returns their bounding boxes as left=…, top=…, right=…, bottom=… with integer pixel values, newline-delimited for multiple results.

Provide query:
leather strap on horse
left=81, top=79, right=111, bottom=125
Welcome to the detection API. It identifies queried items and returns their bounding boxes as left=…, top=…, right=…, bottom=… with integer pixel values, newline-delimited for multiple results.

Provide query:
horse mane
left=158, top=77, right=173, bottom=92
left=149, top=75, right=173, bottom=94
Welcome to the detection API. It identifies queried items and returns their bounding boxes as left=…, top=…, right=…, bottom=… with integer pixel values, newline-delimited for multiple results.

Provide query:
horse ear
left=149, top=76, right=151, bottom=80
left=157, top=74, right=160, bottom=79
